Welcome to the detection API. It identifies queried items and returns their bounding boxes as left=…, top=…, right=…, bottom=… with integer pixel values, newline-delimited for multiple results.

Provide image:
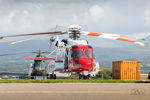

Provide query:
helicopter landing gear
left=83, top=75, right=88, bottom=79
left=79, top=71, right=90, bottom=79
left=79, top=74, right=82, bottom=79
left=50, top=74, right=57, bottom=80
left=83, top=75, right=90, bottom=79
left=79, top=74, right=90, bottom=79
left=53, top=74, right=56, bottom=80
left=31, top=76, right=34, bottom=79
left=50, top=74, right=53, bottom=79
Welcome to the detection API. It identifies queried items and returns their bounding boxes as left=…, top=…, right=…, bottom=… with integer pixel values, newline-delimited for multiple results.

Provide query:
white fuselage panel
left=67, top=39, right=88, bottom=46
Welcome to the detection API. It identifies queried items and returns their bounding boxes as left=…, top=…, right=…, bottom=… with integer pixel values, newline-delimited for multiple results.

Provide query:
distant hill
left=0, top=37, right=150, bottom=72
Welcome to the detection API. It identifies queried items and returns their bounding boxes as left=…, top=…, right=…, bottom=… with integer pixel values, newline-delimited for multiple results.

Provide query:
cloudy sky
left=0, top=0, right=150, bottom=47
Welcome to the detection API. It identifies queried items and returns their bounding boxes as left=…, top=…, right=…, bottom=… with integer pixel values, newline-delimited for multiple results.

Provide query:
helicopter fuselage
left=67, top=45, right=95, bottom=72
left=59, top=38, right=100, bottom=78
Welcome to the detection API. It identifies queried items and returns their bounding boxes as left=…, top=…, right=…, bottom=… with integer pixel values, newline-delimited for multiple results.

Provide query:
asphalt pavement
left=0, top=83, right=149, bottom=100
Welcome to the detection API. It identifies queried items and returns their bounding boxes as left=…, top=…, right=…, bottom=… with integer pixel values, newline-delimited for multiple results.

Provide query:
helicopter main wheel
left=53, top=74, right=56, bottom=80
left=50, top=74, right=56, bottom=79
left=50, top=74, right=53, bottom=79
left=79, top=74, right=82, bottom=79
left=79, top=74, right=90, bottom=79
left=31, top=76, right=34, bottom=79
left=47, top=74, right=50, bottom=79
left=83, top=75, right=87, bottom=79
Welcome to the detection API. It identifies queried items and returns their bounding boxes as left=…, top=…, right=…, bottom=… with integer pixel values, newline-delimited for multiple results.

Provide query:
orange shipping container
left=112, top=61, right=140, bottom=80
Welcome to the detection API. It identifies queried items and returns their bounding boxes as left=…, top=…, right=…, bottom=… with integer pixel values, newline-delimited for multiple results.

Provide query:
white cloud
left=72, top=5, right=105, bottom=25
left=1, top=10, right=16, bottom=25
left=89, top=5, right=104, bottom=22
left=0, top=7, right=45, bottom=34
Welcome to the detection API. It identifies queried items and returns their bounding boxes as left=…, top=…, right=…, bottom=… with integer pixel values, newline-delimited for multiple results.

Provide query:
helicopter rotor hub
left=68, top=25, right=82, bottom=40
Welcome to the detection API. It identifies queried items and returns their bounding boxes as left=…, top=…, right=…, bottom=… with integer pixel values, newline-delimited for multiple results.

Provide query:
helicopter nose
left=79, top=58, right=92, bottom=65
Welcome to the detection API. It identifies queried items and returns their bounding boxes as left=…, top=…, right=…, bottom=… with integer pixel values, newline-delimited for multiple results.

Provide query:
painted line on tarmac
left=0, top=91, right=55, bottom=94
left=0, top=91, right=127, bottom=94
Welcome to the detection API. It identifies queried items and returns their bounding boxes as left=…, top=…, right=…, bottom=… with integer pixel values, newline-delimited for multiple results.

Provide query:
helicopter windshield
left=71, top=50, right=84, bottom=59
left=85, top=50, right=93, bottom=58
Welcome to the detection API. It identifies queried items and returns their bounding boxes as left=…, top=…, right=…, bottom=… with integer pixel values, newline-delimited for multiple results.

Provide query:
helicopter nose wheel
left=79, top=74, right=90, bottom=79
left=50, top=74, right=57, bottom=80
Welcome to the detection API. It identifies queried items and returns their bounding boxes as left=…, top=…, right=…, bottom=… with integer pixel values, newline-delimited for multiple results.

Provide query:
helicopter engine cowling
left=68, top=25, right=81, bottom=32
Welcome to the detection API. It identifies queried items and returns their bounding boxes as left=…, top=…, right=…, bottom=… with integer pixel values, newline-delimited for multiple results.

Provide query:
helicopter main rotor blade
left=41, top=52, right=51, bottom=54
left=16, top=53, right=36, bottom=60
left=9, top=35, right=51, bottom=45
left=0, top=52, right=32, bottom=56
left=31, top=51, right=51, bottom=54
left=24, top=58, right=55, bottom=60
left=82, top=32, right=144, bottom=47
left=0, top=31, right=66, bottom=39
left=0, top=51, right=51, bottom=57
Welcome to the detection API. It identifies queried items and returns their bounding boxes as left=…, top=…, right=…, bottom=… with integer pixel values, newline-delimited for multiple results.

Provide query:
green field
left=0, top=79, right=150, bottom=83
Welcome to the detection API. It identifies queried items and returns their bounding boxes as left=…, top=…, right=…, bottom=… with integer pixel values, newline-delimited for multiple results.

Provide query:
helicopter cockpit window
left=71, top=50, right=84, bottom=59
left=85, top=50, right=93, bottom=58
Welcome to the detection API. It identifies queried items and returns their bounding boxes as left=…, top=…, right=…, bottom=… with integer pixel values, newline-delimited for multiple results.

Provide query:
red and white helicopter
left=0, top=25, right=144, bottom=79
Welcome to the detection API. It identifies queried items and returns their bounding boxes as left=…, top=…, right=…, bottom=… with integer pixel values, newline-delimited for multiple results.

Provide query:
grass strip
left=0, top=79, right=150, bottom=83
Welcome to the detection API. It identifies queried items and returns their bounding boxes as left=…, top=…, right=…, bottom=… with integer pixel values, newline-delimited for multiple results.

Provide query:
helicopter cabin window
left=85, top=50, right=93, bottom=58
left=71, top=50, right=84, bottom=59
